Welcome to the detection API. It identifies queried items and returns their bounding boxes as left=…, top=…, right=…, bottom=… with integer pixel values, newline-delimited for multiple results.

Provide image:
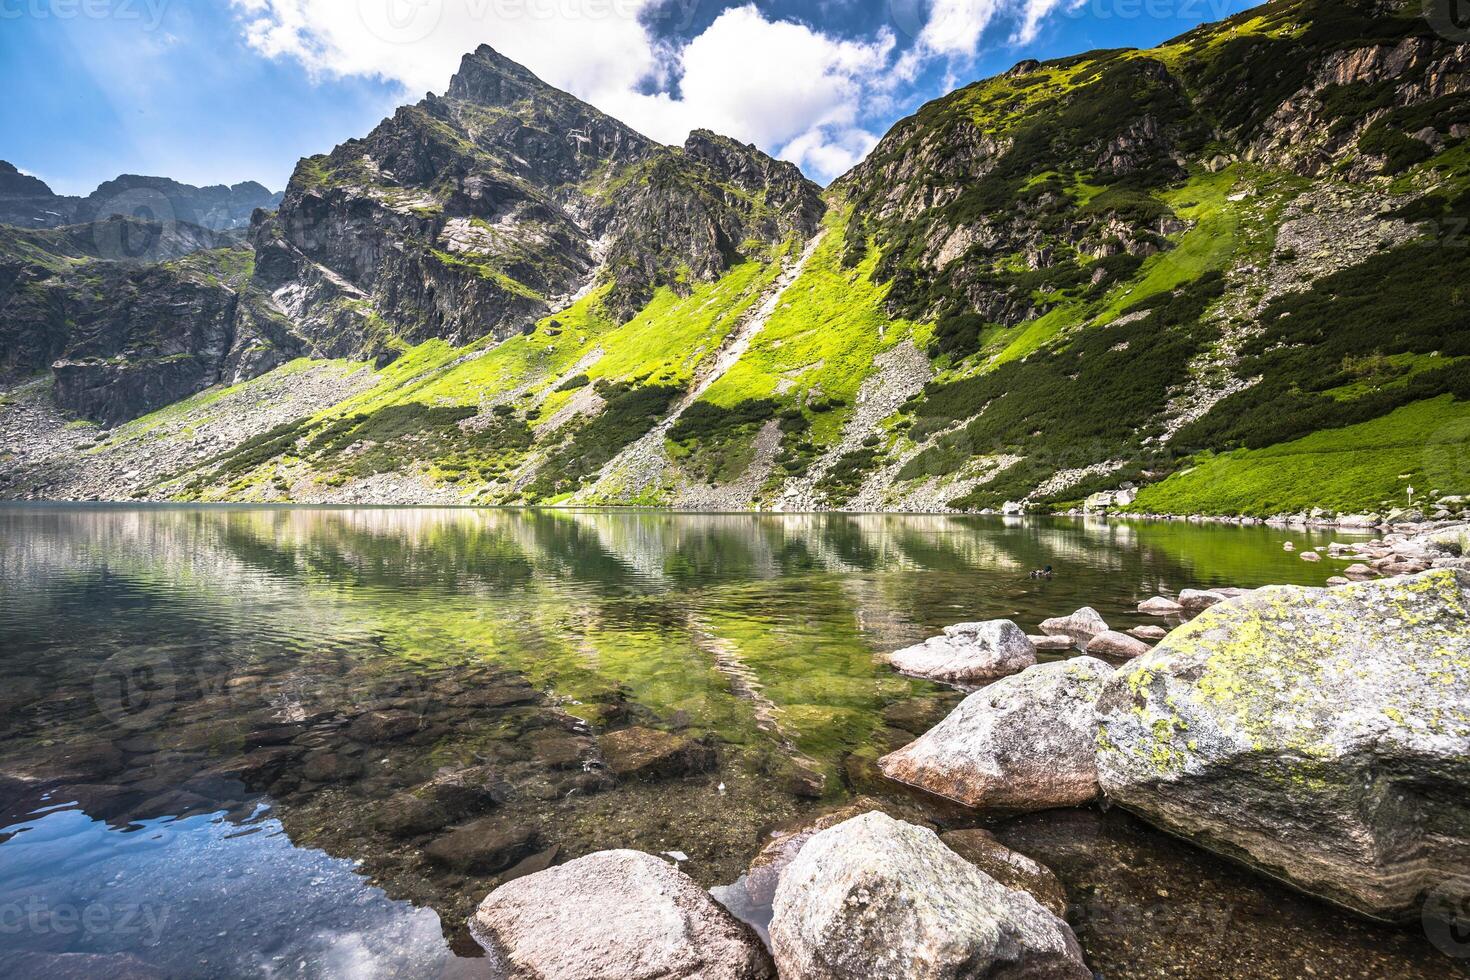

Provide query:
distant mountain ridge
left=0, top=160, right=282, bottom=231
left=3, top=0, right=1469, bottom=519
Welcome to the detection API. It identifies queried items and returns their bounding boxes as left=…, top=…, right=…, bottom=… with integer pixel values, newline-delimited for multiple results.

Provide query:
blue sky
left=0, top=0, right=1258, bottom=194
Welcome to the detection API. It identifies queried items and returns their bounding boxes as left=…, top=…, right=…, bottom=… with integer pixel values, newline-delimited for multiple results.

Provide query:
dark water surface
left=0, top=506, right=1461, bottom=978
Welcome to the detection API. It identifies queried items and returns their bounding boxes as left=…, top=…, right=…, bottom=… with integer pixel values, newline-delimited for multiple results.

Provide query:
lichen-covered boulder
left=878, top=658, right=1114, bottom=812
left=471, top=849, right=775, bottom=979
left=768, top=812, right=1090, bottom=980
left=1095, top=570, right=1470, bottom=921
left=884, top=620, right=1036, bottom=685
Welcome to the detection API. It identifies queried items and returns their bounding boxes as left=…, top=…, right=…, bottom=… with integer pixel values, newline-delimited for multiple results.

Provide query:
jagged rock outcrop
left=0, top=227, right=305, bottom=423
left=1096, top=570, right=1470, bottom=922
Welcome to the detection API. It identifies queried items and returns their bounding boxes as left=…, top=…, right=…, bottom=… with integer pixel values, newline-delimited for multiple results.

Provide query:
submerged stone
left=1095, top=569, right=1470, bottom=921
left=939, top=828, right=1069, bottom=918
left=598, top=726, right=716, bottom=780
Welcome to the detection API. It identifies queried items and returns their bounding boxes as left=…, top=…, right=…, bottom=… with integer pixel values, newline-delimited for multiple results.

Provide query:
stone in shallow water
left=1128, top=625, right=1167, bottom=641
left=1178, top=588, right=1228, bottom=613
left=598, top=726, right=716, bottom=780
left=1138, top=596, right=1184, bottom=616
left=769, top=812, right=1090, bottom=980
left=1038, top=607, right=1109, bottom=646
left=347, top=709, right=421, bottom=742
left=884, top=620, right=1036, bottom=684
left=471, top=849, right=775, bottom=980
left=939, top=828, right=1069, bottom=918
left=424, top=818, right=539, bottom=874
left=1096, top=569, right=1470, bottom=921
left=881, top=696, right=958, bottom=735
left=1086, top=630, right=1151, bottom=660
left=879, top=657, right=1114, bottom=813
left=1029, top=633, right=1076, bottom=652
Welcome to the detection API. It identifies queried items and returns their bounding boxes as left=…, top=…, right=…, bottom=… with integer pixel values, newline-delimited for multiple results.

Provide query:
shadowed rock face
left=1096, top=569, right=1470, bottom=922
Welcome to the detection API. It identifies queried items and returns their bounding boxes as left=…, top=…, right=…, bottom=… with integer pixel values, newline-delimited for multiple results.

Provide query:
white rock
left=471, top=850, right=775, bottom=979
left=885, top=620, right=1036, bottom=684
left=1038, top=606, right=1109, bottom=646
left=1138, top=596, right=1184, bottom=616
left=1096, top=570, right=1470, bottom=922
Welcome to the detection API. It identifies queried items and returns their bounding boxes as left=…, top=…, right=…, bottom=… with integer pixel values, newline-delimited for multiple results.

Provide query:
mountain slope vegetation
left=2, top=0, right=1468, bottom=517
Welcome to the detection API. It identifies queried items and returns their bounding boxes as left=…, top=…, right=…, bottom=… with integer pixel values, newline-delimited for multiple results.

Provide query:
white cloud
left=229, top=0, right=1090, bottom=182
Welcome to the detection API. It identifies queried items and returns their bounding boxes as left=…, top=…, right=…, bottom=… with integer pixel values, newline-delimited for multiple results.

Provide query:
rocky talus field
left=3, top=0, right=1469, bottom=518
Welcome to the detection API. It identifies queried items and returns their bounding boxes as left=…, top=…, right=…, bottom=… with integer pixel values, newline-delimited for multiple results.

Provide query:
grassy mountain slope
left=4, top=0, right=1468, bottom=516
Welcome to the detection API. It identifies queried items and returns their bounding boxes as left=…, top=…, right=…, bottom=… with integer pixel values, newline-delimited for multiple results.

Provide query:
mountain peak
left=447, top=44, right=550, bottom=106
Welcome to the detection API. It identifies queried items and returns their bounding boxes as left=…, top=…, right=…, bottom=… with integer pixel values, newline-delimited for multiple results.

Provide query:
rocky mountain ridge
left=0, top=160, right=281, bottom=231
left=2, top=0, right=1469, bottom=517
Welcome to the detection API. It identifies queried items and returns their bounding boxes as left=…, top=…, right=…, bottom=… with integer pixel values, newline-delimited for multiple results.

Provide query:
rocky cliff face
left=0, top=161, right=281, bottom=231
left=0, top=223, right=306, bottom=423
left=253, top=45, right=824, bottom=361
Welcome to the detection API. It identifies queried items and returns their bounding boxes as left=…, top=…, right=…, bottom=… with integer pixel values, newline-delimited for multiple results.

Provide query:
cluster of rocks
left=870, top=568, right=1470, bottom=928
left=468, top=810, right=1091, bottom=979
left=1058, top=506, right=1470, bottom=531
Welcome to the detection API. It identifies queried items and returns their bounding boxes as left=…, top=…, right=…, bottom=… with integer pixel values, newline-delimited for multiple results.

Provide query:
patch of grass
left=1129, top=396, right=1470, bottom=516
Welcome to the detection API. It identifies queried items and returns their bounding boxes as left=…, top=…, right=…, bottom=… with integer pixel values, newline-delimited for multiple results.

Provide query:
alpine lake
left=0, top=506, right=1463, bottom=978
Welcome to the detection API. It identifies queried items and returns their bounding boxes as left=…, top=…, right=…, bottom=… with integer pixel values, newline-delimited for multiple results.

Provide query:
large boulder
left=1038, top=607, right=1108, bottom=647
left=1095, top=570, right=1470, bottom=921
left=878, top=658, right=1114, bottom=812
left=884, top=620, right=1036, bottom=685
left=471, top=849, right=775, bottom=979
left=768, top=812, right=1089, bottom=980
